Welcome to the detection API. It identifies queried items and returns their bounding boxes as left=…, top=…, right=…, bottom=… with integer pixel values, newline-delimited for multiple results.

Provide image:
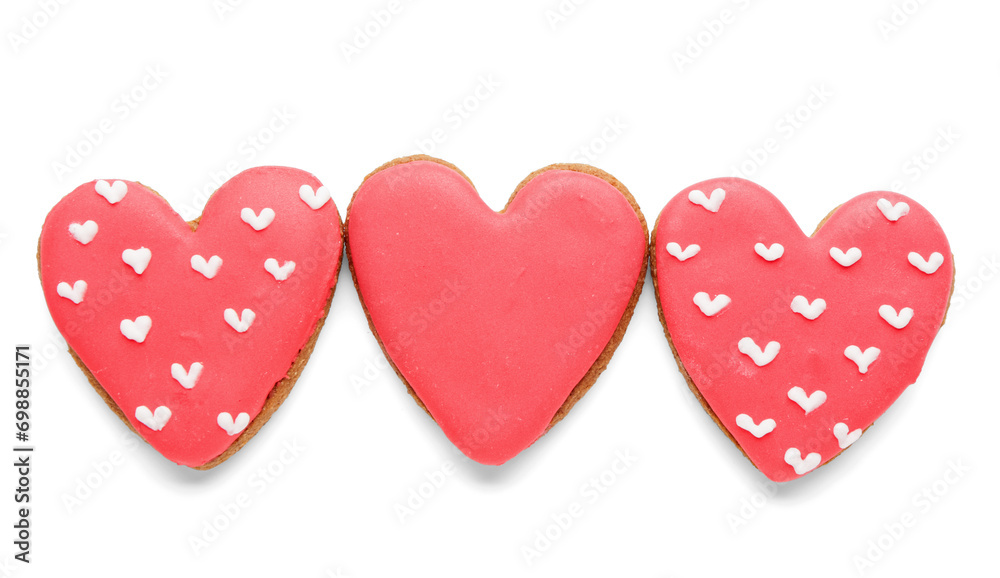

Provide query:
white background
left=1, top=0, right=998, bottom=576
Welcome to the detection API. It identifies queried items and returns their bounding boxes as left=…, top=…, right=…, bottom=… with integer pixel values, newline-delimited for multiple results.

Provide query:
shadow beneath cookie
left=134, top=439, right=246, bottom=486
left=436, top=425, right=552, bottom=486
left=769, top=456, right=844, bottom=499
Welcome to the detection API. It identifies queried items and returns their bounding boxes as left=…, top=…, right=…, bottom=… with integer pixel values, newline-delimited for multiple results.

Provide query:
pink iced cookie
left=652, top=178, right=953, bottom=482
left=38, top=167, right=342, bottom=468
left=346, top=156, right=648, bottom=465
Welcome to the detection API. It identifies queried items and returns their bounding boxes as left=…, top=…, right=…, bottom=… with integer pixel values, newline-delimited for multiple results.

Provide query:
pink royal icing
left=347, top=159, right=647, bottom=465
left=39, top=167, right=342, bottom=467
left=653, top=178, right=953, bottom=482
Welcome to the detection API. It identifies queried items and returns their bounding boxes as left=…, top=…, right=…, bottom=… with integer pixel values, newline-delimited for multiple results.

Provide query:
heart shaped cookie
left=651, top=178, right=953, bottom=482
left=38, top=168, right=342, bottom=468
left=346, top=156, right=648, bottom=465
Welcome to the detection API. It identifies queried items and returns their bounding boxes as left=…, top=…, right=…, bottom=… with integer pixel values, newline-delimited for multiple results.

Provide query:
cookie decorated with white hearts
left=346, top=155, right=648, bottom=465
left=651, top=178, right=953, bottom=482
left=38, top=168, right=342, bottom=468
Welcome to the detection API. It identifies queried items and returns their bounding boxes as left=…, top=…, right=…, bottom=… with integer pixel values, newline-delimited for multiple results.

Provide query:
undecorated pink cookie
left=346, top=155, right=648, bottom=465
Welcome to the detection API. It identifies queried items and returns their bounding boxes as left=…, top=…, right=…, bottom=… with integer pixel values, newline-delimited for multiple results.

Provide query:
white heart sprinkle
left=217, top=412, right=251, bottom=436
left=68, top=221, right=98, bottom=244
left=299, top=184, right=331, bottom=210
left=95, top=180, right=128, bottom=204
left=120, top=316, right=152, bottom=343
left=224, top=308, right=256, bottom=333
left=784, top=448, right=821, bottom=475
left=845, top=345, right=880, bottom=374
left=833, top=423, right=863, bottom=449
left=191, top=255, right=223, bottom=279
left=688, top=188, right=726, bottom=212
left=830, top=246, right=862, bottom=267
left=879, top=304, right=914, bottom=329
left=908, top=251, right=944, bottom=274
left=171, top=362, right=203, bottom=390
left=735, top=414, right=776, bottom=438
left=738, top=337, right=780, bottom=367
left=692, top=292, right=731, bottom=316
left=754, top=242, right=784, bottom=261
left=665, top=242, right=700, bottom=262
left=241, top=207, right=275, bottom=231
left=787, top=386, right=827, bottom=414
left=790, top=295, right=826, bottom=320
left=122, top=247, right=152, bottom=275
left=135, top=405, right=171, bottom=431
left=56, top=280, right=87, bottom=304
left=264, top=258, right=296, bottom=281
left=877, top=198, right=910, bottom=222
